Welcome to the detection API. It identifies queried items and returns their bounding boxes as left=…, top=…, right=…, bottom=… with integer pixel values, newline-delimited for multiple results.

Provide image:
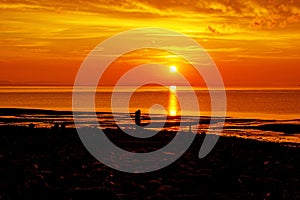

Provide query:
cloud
left=206, top=47, right=244, bottom=53
left=241, top=0, right=300, bottom=29
left=2, top=0, right=299, bottom=36
left=1, top=0, right=300, bottom=62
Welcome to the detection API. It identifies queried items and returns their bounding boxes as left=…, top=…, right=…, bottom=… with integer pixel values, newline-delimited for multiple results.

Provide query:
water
left=0, top=86, right=300, bottom=144
left=0, top=86, right=299, bottom=119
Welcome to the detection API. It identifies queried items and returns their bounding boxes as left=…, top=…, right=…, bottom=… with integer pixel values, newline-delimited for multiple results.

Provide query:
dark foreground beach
left=0, top=123, right=299, bottom=200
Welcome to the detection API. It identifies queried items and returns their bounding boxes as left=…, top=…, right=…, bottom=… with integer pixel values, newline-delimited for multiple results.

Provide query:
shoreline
left=1, top=107, right=300, bottom=145
left=1, top=107, right=299, bottom=119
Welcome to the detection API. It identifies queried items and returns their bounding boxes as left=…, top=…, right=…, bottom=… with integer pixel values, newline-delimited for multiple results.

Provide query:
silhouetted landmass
left=223, top=123, right=300, bottom=135
left=0, top=108, right=73, bottom=116
left=257, top=124, right=300, bottom=134
left=0, top=125, right=299, bottom=199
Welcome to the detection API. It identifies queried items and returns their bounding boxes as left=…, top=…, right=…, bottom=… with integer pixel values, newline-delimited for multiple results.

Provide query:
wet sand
left=1, top=108, right=300, bottom=144
left=0, top=125, right=299, bottom=199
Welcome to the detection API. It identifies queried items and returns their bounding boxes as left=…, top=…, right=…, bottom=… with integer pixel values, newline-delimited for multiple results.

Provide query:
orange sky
left=1, top=0, right=300, bottom=87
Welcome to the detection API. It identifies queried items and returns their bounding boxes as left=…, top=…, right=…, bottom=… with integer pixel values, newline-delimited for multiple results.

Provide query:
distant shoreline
left=1, top=85, right=300, bottom=90
left=0, top=107, right=299, bottom=119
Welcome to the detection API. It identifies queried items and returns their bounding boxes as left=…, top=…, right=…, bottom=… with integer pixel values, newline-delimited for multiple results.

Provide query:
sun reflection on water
left=168, top=86, right=179, bottom=116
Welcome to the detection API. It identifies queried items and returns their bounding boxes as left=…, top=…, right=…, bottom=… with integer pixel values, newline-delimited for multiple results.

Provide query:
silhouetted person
left=28, top=123, right=35, bottom=129
left=52, top=123, right=59, bottom=130
left=135, top=109, right=141, bottom=126
left=61, top=123, right=66, bottom=129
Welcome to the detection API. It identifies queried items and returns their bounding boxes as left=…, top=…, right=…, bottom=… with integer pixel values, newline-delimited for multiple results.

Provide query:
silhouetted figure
left=52, top=123, right=59, bottom=130
left=135, top=109, right=141, bottom=126
left=28, top=123, right=35, bottom=129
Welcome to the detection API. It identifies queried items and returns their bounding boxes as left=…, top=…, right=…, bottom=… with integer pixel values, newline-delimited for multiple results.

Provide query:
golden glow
left=169, top=85, right=177, bottom=92
left=169, top=109, right=177, bottom=116
left=169, top=66, right=177, bottom=73
left=1, top=1, right=300, bottom=87
left=168, top=87, right=179, bottom=116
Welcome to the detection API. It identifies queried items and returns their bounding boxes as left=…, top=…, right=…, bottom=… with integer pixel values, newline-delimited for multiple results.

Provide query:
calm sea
left=0, top=86, right=299, bottom=144
left=0, top=86, right=299, bottom=120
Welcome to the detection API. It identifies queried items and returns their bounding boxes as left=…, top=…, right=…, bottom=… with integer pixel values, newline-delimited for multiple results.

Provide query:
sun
left=169, top=65, right=177, bottom=73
